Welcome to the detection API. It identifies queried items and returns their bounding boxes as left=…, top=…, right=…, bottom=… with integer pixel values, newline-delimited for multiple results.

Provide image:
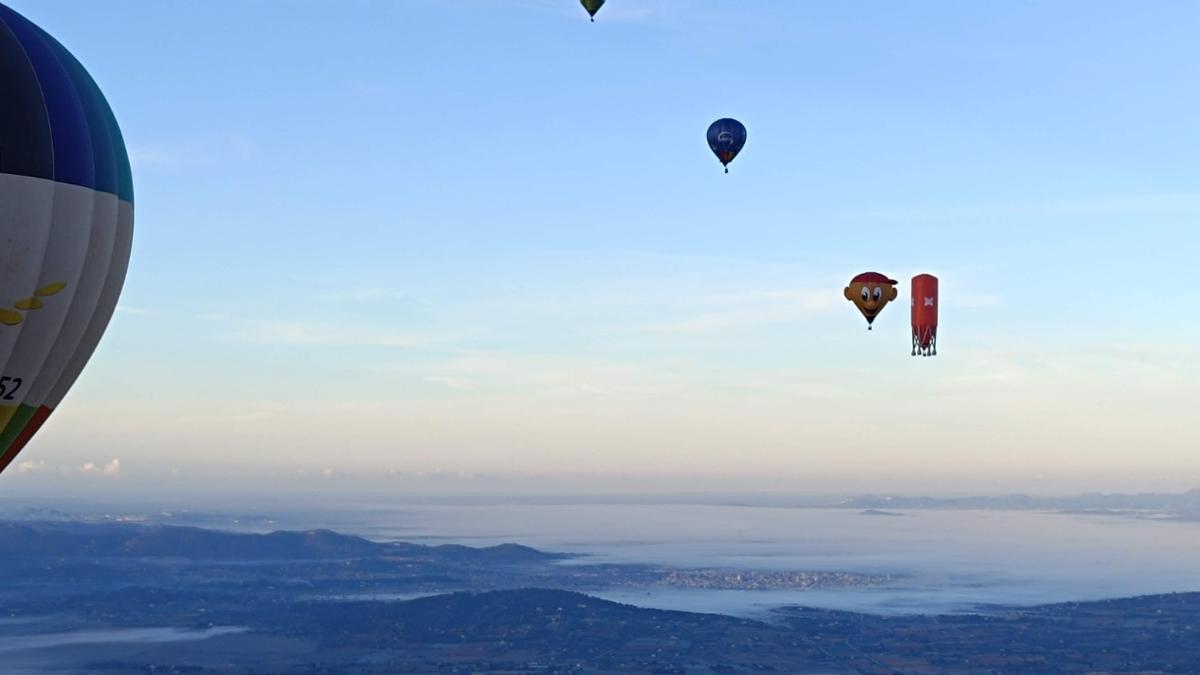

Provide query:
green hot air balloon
left=581, top=0, right=605, bottom=22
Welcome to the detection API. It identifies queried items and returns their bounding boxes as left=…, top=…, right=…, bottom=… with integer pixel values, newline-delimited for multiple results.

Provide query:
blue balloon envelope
left=706, top=118, right=747, bottom=173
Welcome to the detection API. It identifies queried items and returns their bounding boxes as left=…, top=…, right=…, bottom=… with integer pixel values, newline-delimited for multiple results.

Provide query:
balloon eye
left=873, top=287, right=883, bottom=300
left=861, top=287, right=870, bottom=301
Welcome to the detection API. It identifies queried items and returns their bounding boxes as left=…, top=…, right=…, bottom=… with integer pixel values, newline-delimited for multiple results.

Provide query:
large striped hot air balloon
left=0, top=3, right=134, bottom=475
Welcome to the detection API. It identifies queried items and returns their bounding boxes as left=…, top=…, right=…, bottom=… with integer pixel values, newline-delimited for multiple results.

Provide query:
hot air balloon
left=706, top=118, right=747, bottom=173
left=843, top=272, right=898, bottom=330
left=0, top=3, right=134, bottom=475
left=911, top=274, right=938, bottom=356
left=581, top=0, right=605, bottom=22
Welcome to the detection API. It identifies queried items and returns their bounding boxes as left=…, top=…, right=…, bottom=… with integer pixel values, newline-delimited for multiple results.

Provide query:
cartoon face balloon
left=843, top=272, right=898, bottom=330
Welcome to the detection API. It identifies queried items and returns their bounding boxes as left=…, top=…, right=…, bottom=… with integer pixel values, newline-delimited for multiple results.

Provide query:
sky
left=2, top=0, right=1199, bottom=497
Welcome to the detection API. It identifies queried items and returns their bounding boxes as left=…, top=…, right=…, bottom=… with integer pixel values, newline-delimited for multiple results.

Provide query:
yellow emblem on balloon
left=0, top=282, right=67, bottom=330
left=35, top=282, right=67, bottom=297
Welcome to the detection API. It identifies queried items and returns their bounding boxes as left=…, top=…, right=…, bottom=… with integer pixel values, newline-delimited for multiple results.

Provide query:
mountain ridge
left=0, top=520, right=563, bottom=562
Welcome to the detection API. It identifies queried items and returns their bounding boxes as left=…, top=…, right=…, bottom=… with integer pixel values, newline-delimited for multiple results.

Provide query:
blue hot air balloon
left=706, top=118, right=747, bottom=173
left=0, top=2, right=134, bottom=475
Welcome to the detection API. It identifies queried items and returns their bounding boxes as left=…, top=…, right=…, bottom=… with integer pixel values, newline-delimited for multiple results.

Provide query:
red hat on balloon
left=850, top=272, right=897, bottom=285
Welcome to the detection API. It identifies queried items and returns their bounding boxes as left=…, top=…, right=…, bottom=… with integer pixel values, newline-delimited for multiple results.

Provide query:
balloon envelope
left=0, top=2, right=134, bottom=474
left=843, top=272, right=898, bottom=330
left=706, top=118, right=747, bottom=172
left=911, top=274, right=938, bottom=356
left=581, top=0, right=605, bottom=21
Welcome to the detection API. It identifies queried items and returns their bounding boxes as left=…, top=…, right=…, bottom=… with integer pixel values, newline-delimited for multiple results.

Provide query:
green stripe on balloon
left=0, top=404, right=38, bottom=465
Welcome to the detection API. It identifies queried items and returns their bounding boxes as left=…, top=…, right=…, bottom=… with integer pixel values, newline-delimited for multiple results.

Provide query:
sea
left=236, top=500, right=1200, bottom=618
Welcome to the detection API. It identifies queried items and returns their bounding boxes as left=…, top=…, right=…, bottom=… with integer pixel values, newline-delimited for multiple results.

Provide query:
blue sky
left=4, top=0, right=1199, bottom=495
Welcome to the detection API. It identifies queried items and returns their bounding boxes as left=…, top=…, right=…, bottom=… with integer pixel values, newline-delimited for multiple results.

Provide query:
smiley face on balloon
left=844, top=272, right=898, bottom=330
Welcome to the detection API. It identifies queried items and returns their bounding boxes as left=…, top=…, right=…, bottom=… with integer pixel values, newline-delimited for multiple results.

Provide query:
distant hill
left=0, top=521, right=563, bottom=562
left=841, top=488, right=1200, bottom=518
left=277, top=587, right=1200, bottom=673
left=329, top=587, right=747, bottom=640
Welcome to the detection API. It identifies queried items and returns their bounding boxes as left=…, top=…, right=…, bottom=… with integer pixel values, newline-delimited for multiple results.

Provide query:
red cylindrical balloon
left=911, top=274, right=938, bottom=357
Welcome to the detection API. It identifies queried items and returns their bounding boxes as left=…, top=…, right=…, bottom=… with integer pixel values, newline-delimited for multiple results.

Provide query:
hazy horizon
left=2, top=476, right=1198, bottom=511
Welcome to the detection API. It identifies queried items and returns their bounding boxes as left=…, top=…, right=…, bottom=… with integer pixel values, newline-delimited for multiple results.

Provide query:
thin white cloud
left=639, top=287, right=840, bottom=334
left=426, top=375, right=470, bottom=389
left=127, top=136, right=261, bottom=172
left=218, top=319, right=431, bottom=349
left=15, top=459, right=46, bottom=474
left=419, top=351, right=689, bottom=402
left=944, top=293, right=1002, bottom=309
left=314, top=286, right=427, bottom=305
left=79, top=459, right=121, bottom=477
left=178, top=403, right=292, bottom=424
left=126, top=146, right=176, bottom=170
left=832, top=193, right=1200, bottom=225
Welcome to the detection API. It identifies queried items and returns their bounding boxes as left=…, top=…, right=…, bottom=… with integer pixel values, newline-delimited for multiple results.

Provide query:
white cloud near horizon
left=79, top=459, right=122, bottom=477
left=15, top=460, right=46, bottom=474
